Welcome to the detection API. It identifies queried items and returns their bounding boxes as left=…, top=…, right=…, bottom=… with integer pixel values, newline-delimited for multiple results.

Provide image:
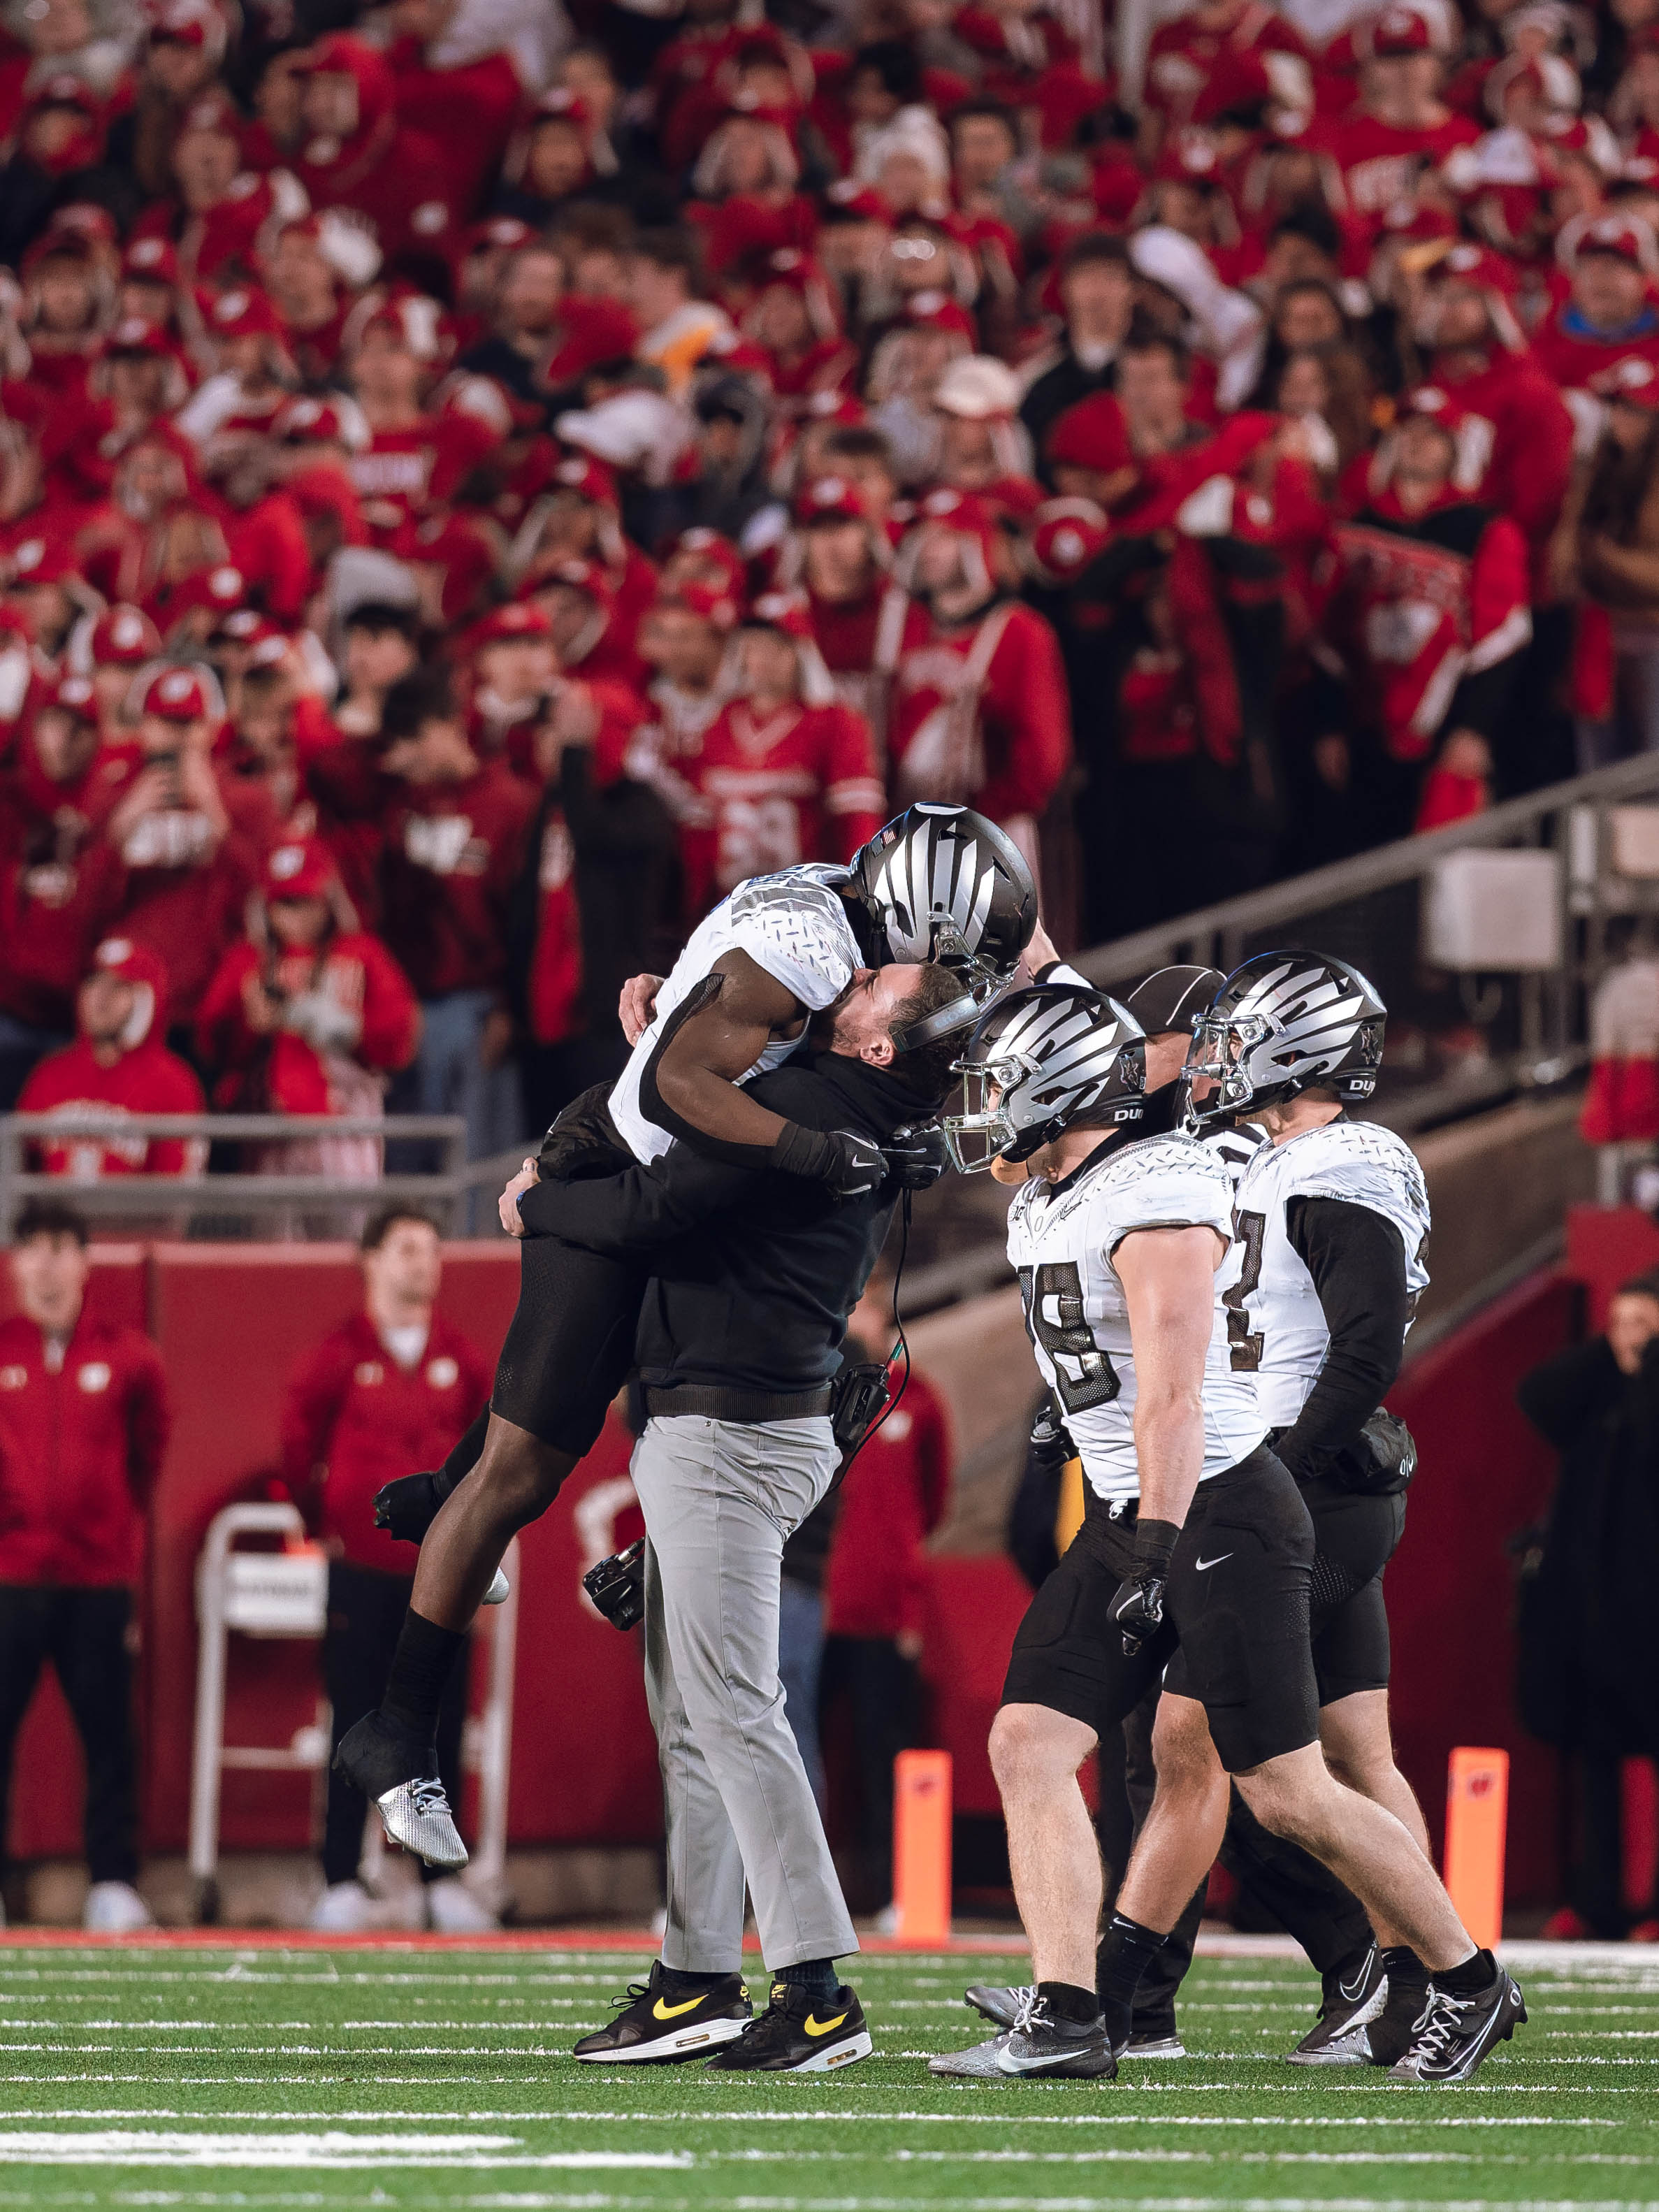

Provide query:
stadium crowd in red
left=0, top=0, right=1649, bottom=1169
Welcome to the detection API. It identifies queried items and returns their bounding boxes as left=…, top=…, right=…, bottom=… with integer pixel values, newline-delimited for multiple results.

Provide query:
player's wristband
left=771, top=1121, right=834, bottom=1180
left=1131, top=1517, right=1180, bottom=1578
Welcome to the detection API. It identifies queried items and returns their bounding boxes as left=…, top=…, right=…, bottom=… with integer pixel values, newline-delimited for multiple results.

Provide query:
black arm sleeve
left=1274, top=1197, right=1411, bottom=1481
left=516, top=1141, right=755, bottom=1255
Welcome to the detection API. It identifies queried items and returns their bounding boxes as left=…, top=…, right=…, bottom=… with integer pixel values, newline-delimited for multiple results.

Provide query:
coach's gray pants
left=631, top=1412, right=859, bottom=1975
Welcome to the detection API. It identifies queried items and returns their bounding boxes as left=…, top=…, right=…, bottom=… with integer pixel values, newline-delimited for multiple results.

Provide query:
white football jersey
left=1006, top=1132, right=1268, bottom=1505
left=1229, top=1118, right=1430, bottom=1429
left=608, top=863, right=862, bottom=1163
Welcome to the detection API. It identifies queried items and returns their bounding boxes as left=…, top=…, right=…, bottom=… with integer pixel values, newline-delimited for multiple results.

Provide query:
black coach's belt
left=642, top=1384, right=834, bottom=1423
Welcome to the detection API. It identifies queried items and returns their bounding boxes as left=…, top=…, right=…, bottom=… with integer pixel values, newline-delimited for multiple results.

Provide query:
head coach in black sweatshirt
left=510, top=960, right=965, bottom=2075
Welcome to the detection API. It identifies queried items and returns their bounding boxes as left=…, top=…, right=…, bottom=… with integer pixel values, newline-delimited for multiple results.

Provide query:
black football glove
left=1028, top=1391, right=1075, bottom=1480
left=372, top=1468, right=454, bottom=1546
left=883, top=1120, right=949, bottom=1192
left=1110, top=1517, right=1179, bottom=1656
left=773, top=1120, right=888, bottom=1201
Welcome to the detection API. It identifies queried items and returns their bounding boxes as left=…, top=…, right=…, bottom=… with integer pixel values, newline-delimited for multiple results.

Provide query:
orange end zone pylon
left=1444, top=1745, right=1509, bottom=1951
left=891, top=1748, right=953, bottom=1946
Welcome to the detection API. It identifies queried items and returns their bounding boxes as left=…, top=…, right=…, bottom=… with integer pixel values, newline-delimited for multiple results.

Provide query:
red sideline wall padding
left=1385, top=1269, right=1577, bottom=1906
left=6, top=1237, right=1611, bottom=1911
left=1564, top=1205, right=1659, bottom=1329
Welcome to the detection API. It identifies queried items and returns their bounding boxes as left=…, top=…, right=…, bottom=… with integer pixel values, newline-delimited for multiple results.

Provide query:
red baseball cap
left=122, top=235, right=180, bottom=284
left=106, top=317, right=172, bottom=358
left=89, top=935, right=170, bottom=995
left=470, top=602, right=554, bottom=650
left=1600, top=357, right=1659, bottom=410
left=140, top=666, right=211, bottom=721
left=7, top=537, right=80, bottom=588
left=48, top=672, right=99, bottom=721
left=745, top=590, right=813, bottom=642
left=90, top=604, right=162, bottom=665
left=1046, top=392, right=1133, bottom=475
left=527, top=556, right=614, bottom=612
left=264, top=838, right=335, bottom=900
left=1365, top=5, right=1436, bottom=55
left=796, top=474, right=867, bottom=526
left=552, top=452, right=618, bottom=505
left=660, top=580, right=741, bottom=630
left=208, top=287, right=284, bottom=340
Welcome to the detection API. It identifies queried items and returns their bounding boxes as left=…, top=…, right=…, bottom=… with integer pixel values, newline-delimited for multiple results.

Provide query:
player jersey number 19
left=1017, top=1261, right=1121, bottom=1413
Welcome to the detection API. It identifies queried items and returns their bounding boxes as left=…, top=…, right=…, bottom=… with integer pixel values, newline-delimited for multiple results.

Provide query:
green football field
left=0, top=1937, right=1656, bottom=2210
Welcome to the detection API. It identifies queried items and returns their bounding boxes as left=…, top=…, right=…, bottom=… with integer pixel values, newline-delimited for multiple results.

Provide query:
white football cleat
left=376, top=1776, right=468, bottom=1869
left=83, top=1881, right=153, bottom=1934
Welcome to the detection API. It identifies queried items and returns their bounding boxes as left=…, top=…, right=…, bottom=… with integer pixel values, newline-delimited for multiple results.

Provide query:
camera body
left=583, top=1538, right=645, bottom=1631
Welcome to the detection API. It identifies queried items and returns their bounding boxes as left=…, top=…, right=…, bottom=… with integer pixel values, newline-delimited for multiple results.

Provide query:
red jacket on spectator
left=0, top=691, right=134, bottom=1032
left=1328, top=486, right=1532, bottom=762
left=1334, top=111, right=1479, bottom=238
left=674, top=693, right=885, bottom=918
left=17, top=936, right=205, bottom=1177
left=196, top=929, right=421, bottom=1117
left=379, top=760, right=536, bottom=997
left=1143, top=1, right=1310, bottom=130
left=1426, top=348, right=1574, bottom=596
left=0, top=1310, right=169, bottom=1586
left=384, top=31, right=526, bottom=217
left=825, top=1364, right=950, bottom=1642
left=280, top=1310, right=491, bottom=1577
left=888, top=597, right=1072, bottom=832
left=110, top=769, right=275, bottom=1026
left=1529, top=304, right=1659, bottom=395
left=282, top=36, right=458, bottom=269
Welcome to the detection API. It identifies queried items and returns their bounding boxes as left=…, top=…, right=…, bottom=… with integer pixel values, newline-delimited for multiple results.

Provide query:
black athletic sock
left=1380, top=1944, right=1429, bottom=1991
left=776, top=1957, right=838, bottom=2002
left=1038, top=1980, right=1099, bottom=2026
left=657, top=1964, right=732, bottom=1999
left=1097, top=1912, right=1167, bottom=2044
left=1434, top=1946, right=1498, bottom=1997
left=380, top=1609, right=466, bottom=1742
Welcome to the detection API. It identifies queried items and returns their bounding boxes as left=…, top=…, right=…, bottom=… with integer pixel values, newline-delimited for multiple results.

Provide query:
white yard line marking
left=0, top=2111, right=1637, bottom=2129
left=0, top=2133, right=691, bottom=2173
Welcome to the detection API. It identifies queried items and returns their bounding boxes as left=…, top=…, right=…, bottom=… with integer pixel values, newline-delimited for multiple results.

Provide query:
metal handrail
left=1, top=1113, right=465, bottom=1139
left=1066, top=751, right=1659, bottom=1135
left=1070, top=751, right=1659, bottom=988
left=0, top=1111, right=472, bottom=1234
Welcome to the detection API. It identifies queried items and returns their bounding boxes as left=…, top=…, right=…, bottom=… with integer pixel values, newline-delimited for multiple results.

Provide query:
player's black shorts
left=489, top=1085, right=647, bottom=1459
left=1301, top=1475, right=1407, bottom=1707
left=1003, top=1446, right=1318, bottom=1774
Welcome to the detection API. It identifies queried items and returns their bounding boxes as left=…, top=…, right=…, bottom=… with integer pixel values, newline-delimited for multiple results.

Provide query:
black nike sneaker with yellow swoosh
left=704, top=1979, right=873, bottom=2072
left=573, top=1962, right=751, bottom=2062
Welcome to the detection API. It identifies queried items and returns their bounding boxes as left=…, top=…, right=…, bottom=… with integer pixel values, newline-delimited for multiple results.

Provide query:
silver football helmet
left=1178, top=952, right=1386, bottom=1131
left=851, top=803, right=1037, bottom=1003
left=943, top=984, right=1145, bottom=1173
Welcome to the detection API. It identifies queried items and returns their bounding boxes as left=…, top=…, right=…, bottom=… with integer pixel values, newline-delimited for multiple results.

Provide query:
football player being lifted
left=929, top=981, right=1523, bottom=2086
left=1136, top=952, right=1446, bottom=2067
left=338, top=803, right=1036, bottom=1865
